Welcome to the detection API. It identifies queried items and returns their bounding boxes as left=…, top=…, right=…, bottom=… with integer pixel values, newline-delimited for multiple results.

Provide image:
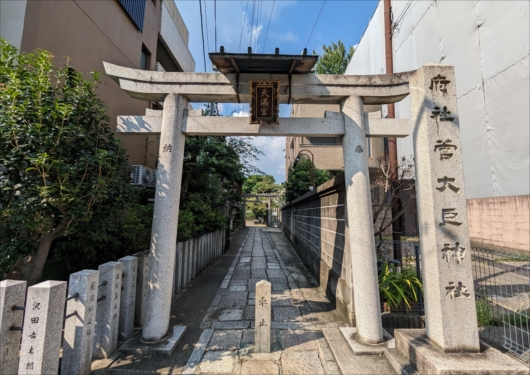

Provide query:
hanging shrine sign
left=250, top=80, right=280, bottom=124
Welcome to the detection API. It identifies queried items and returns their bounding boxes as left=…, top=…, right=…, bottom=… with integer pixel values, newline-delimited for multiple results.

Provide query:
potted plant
left=379, top=261, right=423, bottom=311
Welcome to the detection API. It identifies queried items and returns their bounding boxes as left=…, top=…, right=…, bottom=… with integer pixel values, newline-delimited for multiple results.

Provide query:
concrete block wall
left=467, top=194, right=530, bottom=254
left=282, top=174, right=355, bottom=325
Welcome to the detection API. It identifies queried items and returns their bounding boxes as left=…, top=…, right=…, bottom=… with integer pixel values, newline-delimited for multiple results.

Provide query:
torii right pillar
left=410, top=64, right=479, bottom=352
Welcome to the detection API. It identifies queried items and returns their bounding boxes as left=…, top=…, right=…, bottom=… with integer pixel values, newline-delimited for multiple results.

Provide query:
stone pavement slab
left=173, top=228, right=399, bottom=374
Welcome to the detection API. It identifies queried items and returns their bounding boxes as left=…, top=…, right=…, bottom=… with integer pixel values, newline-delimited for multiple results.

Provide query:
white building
left=346, top=0, right=529, bottom=252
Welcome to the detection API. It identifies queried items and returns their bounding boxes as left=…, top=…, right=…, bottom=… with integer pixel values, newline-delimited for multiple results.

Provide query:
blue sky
left=175, top=0, right=379, bottom=183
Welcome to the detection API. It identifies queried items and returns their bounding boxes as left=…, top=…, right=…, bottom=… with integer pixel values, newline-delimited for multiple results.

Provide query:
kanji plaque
left=250, top=80, right=280, bottom=124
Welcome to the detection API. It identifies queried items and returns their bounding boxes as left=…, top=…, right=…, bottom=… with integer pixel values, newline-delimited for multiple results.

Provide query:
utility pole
left=384, top=0, right=402, bottom=264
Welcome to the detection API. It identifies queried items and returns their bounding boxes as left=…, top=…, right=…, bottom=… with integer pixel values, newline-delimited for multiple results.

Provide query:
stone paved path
left=181, top=227, right=361, bottom=375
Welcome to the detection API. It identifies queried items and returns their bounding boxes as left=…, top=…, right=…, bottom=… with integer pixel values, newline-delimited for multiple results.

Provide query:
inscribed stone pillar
left=18, top=281, right=67, bottom=375
left=118, top=256, right=138, bottom=340
left=61, top=270, right=99, bottom=375
left=93, top=261, right=122, bottom=358
left=0, top=280, right=26, bottom=375
left=143, top=93, right=188, bottom=342
left=133, top=251, right=148, bottom=327
left=255, top=280, right=271, bottom=353
left=410, top=65, right=480, bottom=352
left=341, top=96, right=383, bottom=344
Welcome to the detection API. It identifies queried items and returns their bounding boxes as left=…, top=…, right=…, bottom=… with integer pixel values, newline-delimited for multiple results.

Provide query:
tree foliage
left=0, top=40, right=134, bottom=283
left=284, top=159, right=330, bottom=202
left=243, top=174, right=280, bottom=195
left=178, top=103, right=264, bottom=238
left=313, top=40, right=355, bottom=74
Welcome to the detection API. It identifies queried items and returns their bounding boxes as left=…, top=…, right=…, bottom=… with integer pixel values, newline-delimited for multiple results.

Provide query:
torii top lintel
left=103, top=62, right=413, bottom=106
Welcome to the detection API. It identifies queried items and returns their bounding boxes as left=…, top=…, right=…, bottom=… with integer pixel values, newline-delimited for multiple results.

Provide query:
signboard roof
left=209, top=49, right=319, bottom=75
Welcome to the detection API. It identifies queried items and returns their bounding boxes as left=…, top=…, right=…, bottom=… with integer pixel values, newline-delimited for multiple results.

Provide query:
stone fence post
left=93, top=261, right=122, bottom=358
left=0, top=280, right=26, bottom=374
left=61, top=270, right=99, bottom=375
left=118, top=256, right=137, bottom=341
left=18, top=281, right=67, bottom=375
left=133, top=251, right=148, bottom=328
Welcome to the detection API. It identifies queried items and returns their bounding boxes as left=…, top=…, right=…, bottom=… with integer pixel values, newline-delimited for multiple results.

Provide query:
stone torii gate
left=104, top=60, right=500, bottom=370
left=243, top=193, right=281, bottom=227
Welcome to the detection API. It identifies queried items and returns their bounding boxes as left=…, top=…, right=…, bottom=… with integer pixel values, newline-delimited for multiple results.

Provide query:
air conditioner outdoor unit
left=131, top=165, right=157, bottom=188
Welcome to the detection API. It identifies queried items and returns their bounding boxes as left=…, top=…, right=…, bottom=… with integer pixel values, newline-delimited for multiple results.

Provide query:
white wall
left=346, top=0, right=530, bottom=199
left=0, top=0, right=28, bottom=50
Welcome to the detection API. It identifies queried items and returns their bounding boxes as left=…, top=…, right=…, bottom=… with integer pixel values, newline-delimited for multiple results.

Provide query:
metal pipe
left=384, top=0, right=402, bottom=263
left=65, top=293, right=79, bottom=302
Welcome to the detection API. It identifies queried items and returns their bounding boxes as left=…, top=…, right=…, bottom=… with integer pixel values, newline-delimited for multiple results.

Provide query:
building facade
left=286, top=104, right=385, bottom=175
left=345, top=0, right=529, bottom=252
left=0, top=0, right=194, bottom=167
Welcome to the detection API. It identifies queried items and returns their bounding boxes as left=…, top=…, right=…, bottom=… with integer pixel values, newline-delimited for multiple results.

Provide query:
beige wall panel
left=467, top=195, right=530, bottom=253
left=20, top=0, right=161, bottom=167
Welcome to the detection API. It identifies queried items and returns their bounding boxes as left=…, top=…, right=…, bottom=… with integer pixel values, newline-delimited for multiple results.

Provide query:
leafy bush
left=0, top=39, right=133, bottom=283
left=379, top=261, right=423, bottom=310
left=285, top=159, right=331, bottom=202
left=475, top=294, right=501, bottom=327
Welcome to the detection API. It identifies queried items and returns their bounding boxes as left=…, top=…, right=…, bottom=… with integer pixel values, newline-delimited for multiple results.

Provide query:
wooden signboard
left=250, top=80, right=280, bottom=124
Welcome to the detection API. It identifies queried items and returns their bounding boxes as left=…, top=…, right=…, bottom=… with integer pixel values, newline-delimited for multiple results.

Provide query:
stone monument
left=255, top=280, right=271, bottom=353
left=18, top=281, right=67, bottom=375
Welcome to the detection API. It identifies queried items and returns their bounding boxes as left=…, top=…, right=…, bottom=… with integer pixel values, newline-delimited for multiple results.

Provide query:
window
left=140, top=45, right=151, bottom=70
left=306, top=137, right=340, bottom=145
left=117, top=0, right=146, bottom=32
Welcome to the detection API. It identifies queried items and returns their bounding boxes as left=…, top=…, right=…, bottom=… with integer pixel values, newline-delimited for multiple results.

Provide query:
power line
left=255, top=0, right=263, bottom=50
left=214, top=0, right=217, bottom=51
left=305, top=0, right=327, bottom=49
left=249, top=0, right=257, bottom=48
left=262, top=0, right=275, bottom=53
left=255, top=139, right=285, bottom=149
left=199, top=0, right=207, bottom=72
left=204, top=0, right=210, bottom=54
left=238, top=0, right=250, bottom=52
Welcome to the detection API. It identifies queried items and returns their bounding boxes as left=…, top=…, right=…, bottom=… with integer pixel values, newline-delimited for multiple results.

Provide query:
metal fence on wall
left=380, top=241, right=530, bottom=363
left=472, top=247, right=530, bottom=363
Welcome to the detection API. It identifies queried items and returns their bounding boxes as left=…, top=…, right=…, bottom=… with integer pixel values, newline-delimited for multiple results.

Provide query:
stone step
left=323, top=328, right=398, bottom=375
left=384, top=348, right=419, bottom=375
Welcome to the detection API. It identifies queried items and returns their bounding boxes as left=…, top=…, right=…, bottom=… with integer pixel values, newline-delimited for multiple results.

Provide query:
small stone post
left=18, top=281, right=67, bottom=375
left=255, top=280, right=272, bottom=353
left=242, top=198, right=246, bottom=228
left=0, top=280, right=26, bottom=375
left=133, top=251, right=148, bottom=327
left=118, top=256, right=137, bottom=341
left=341, top=95, right=383, bottom=344
left=268, top=197, right=272, bottom=227
left=143, top=94, right=188, bottom=342
left=61, top=270, right=99, bottom=375
left=183, top=241, right=189, bottom=287
left=192, top=239, right=198, bottom=279
left=93, top=261, right=123, bottom=358
left=176, top=243, right=183, bottom=294
left=410, top=65, right=480, bottom=352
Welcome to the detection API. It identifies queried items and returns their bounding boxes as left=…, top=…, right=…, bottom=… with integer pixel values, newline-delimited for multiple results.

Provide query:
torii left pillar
left=143, top=94, right=187, bottom=342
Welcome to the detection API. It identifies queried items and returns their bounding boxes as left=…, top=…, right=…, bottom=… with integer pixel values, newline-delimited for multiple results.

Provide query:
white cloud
left=232, top=110, right=249, bottom=117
